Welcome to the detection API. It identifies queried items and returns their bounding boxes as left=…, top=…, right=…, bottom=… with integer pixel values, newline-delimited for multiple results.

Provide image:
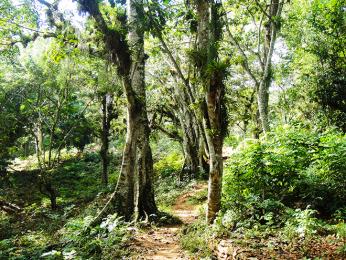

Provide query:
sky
left=11, top=0, right=86, bottom=30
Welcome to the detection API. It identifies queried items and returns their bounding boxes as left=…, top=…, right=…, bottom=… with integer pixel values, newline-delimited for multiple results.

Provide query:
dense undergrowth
left=0, top=138, right=187, bottom=259
left=181, top=125, right=346, bottom=259
left=1, top=127, right=345, bottom=259
left=0, top=150, right=129, bottom=260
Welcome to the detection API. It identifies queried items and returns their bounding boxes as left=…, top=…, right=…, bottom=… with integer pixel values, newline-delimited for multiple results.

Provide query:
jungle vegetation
left=0, top=0, right=345, bottom=259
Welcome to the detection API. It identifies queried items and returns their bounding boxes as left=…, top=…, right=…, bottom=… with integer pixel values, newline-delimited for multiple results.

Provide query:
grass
left=180, top=218, right=214, bottom=258
left=187, top=188, right=208, bottom=205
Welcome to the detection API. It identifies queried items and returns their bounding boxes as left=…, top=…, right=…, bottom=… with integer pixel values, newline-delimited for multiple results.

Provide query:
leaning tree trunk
left=172, top=75, right=205, bottom=179
left=157, top=32, right=209, bottom=179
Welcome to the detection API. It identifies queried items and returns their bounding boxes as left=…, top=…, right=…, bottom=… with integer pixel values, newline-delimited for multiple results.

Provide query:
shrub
left=154, top=151, right=183, bottom=179
left=58, top=214, right=129, bottom=259
left=180, top=220, right=213, bottom=258
left=222, top=125, right=346, bottom=226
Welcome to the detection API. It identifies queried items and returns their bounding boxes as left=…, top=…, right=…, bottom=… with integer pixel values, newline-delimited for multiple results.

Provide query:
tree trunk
left=46, top=182, right=58, bottom=210
left=157, top=29, right=208, bottom=179
left=77, top=0, right=157, bottom=224
left=257, top=0, right=283, bottom=133
left=39, top=177, right=58, bottom=210
left=180, top=112, right=199, bottom=178
left=35, top=121, right=44, bottom=169
left=127, top=0, right=157, bottom=218
left=113, top=92, right=137, bottom=219
left=205, top=74, right=225, bottom=223
left=0, top=199, right=22, bottom=214
left=172, top=76, right=206, bottom=179
left=258, top=77, right=270, bottom=133
left=195, top=0, right=227, bottom=223
left=136, top=125, right=157, bottom=217
left=100, top=93, right=112, bottom=186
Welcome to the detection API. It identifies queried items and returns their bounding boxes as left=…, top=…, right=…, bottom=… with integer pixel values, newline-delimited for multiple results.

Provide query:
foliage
left=155, top=176, right=193, bottom=210
left=283, top=0, right=346, bottom=131
left=1, top=0, right=346, bottom=258
left=58, top=214, right=129, bottom=259
left=0, top=150, right=123, bottom=259
left=187, top=188, right=208, bottom=205
left=223, top=125, right=346, bottom=226
left=154, top=150, right=183, bottom=178
left=180, top=219, right=213, bottom=258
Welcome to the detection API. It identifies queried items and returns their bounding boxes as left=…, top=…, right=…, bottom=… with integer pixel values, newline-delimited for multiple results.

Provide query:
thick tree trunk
left=205, top=75, right=225, bottom=223
left=113, top=93, right=137, bottom=219
left=127, top=0, right=157, bottom=218
left=78, top=0, right=156, bottom=224
left=136, top=126, right=157, bottom=217
left=205, top=126, right=223, bottom=223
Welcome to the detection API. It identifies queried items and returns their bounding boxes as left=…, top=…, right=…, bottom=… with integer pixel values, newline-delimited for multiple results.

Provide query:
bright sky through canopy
left=11, top=0, right=85, bottom=30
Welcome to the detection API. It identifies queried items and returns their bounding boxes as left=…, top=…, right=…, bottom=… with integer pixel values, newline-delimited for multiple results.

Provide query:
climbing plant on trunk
left=194, top=0, right=228, bottom=223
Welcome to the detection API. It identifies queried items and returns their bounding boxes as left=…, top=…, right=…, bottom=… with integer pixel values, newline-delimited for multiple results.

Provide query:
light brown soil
left=129, top=183, right=207, bottom=260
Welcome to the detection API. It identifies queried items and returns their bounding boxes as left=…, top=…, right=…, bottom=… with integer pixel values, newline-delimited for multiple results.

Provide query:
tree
left=145, top=1, right=210, bottom=178
left=194, top=0, right=228, bottom=223
left=77, top=0, right=157, bottom=221
left=283, top=0, right=346, bottom=131
left=224, top=0, right=286, bottom=134
left=1, top=39, right=94, bottom=209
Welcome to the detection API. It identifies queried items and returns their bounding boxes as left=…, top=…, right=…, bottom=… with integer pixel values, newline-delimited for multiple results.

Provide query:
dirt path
left=129, top=183, right=207, bottom=260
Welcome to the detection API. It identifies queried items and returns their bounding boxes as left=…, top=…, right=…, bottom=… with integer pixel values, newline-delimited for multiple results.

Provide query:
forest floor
left=129, top=182, right=207, bottom=259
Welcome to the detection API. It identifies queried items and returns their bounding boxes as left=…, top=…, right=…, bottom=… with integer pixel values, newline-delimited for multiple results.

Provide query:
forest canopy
left=0, top=0, right=345, bottom=259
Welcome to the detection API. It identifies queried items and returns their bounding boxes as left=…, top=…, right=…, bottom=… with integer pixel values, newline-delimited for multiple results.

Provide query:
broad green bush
left=154, top=151, right=183, bottom=178
left=222, top=125, right=346, bottom=226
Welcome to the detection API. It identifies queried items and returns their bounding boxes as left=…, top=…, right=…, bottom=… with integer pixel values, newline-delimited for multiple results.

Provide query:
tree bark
left=78, top=0, right=157, bottom=223
left=100, top=94, right=110, bottom=186
left=195, top=0, right=227, bottom=223
left=100, top=93, right=117, bottom=186
left=257, top=0, right=283, bottom=133
left=127, top=0, right=157, bottom=218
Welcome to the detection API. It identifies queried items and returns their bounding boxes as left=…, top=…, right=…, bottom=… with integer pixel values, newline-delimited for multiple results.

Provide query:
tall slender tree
left=195, top=0, right=228, bottom=223
left=257, top=0, right=284, bottom=133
